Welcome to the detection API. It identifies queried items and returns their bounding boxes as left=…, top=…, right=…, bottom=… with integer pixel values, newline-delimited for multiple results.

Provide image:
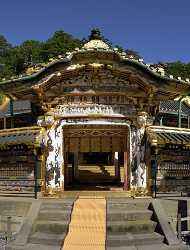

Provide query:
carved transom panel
left=63, top=126, right=128, bottom=152
left=55, top=103, right=136, bottom=117
left=54, top=95, right=135, bottom=105
left=64, top=128, right=128, bottom=137
left=52, top=95, right=137, bottom=117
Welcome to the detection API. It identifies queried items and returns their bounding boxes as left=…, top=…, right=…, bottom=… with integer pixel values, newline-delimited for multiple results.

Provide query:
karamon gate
left=1, top=30, right=190, bottom=196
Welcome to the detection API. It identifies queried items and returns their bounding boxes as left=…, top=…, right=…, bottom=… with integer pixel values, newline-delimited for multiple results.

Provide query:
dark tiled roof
left=0, top=100, right=31, bottom=118
left=156, top=131, right=190, bottom=143
left=0, top=127, right=42, bottom=147
left=147, top=126, right=190, bottom=146
left=159, top=101, right=190, bottom=116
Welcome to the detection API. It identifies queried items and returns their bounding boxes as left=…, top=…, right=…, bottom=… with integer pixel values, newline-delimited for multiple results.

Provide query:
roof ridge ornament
left=89, top=29, right=102, bottom=41
left=82, top=29, right=110, bottom=50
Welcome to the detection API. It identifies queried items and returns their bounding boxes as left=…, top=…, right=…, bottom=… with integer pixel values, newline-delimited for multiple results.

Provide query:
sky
left=0, top=0, right=190, bottom=63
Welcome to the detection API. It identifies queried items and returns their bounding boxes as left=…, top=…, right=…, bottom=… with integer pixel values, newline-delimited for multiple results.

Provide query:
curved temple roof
left=0, top=30, right=190, bottom=102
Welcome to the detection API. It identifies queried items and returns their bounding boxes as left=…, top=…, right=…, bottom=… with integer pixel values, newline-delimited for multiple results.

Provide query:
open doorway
left=63, top=125, right=128, bottom=190
left=65, top=152, right=124, bottom=190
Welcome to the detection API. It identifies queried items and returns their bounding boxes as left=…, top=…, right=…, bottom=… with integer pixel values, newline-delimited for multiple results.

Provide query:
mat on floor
left=62, top=196, right=106, bottom=250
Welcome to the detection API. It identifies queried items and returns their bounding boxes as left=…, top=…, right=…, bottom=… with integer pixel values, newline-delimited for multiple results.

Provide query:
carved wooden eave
left=0, top=38, right=190, bottom=106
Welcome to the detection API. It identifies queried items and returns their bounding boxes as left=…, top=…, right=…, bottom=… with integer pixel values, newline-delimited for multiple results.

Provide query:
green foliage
left=8, top=40, right=43, bottom=74
left=0, top=35, right=11, bottom=58
left=166, top=61, right=190, bottom=79
left=0, top=30, right=82, bottom=80
left=40, top=31, right=82, bottom=61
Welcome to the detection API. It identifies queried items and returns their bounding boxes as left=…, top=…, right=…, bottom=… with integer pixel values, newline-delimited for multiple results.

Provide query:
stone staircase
left=6, top=197, right=187, bottom=250
left=28, top=199, right=75, bottom=249
left=106, top=198, right=186, bottom=250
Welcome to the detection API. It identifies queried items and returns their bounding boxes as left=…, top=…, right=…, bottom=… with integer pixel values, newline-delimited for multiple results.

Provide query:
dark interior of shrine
left=66, top=152, right=124, bottom=190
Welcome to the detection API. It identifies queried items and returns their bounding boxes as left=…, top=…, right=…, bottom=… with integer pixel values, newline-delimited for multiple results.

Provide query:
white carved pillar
left=135, top=112, right=148, bottom=190
left=37, top=115, right=65, bottom=194
left=59, top=123, right=64, bottom=191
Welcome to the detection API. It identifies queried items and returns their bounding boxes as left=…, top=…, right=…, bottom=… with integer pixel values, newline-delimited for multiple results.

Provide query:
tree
left=18, top=40, right=42, bottom=64
left=6, top=40, right=43, bottom=74
left=40, top=30, right=82, bottom=61
left=0, top=30, right=83, bottom=79
left=0, top=35, right=11, bottom=59
left=166, top=61, right=190, bottom=79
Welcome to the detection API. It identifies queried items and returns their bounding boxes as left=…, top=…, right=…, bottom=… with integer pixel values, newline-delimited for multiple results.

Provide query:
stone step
left=78, top=170, right=120, bottom=174
left=38, top=209, right=71, bottom=221
left=79, top=167, right=123, bottom=170
left=77, top=180, right=118, bottom=184
left=107, top=220, right=157, bottom=234
left=106, top=232, right=164, bottom=247
left=78, top=172, right=115, bottom=175
left=79, top=168, right=115, bottom=171
left=35, top=220, right=69, bottom=233
left=6, top=243, right=61, bottom=250
left=107, top=198, right=151, bottom=203
left=107, top=200, right=150, bottom=210
left=108, top=205, right=150, bottom=211
left=40, top=202, right=74, bottom=211
left=79, top=168, right=118, bottom=174
left=79, top=174, right=116, bottom=177
left=79, top=166, right=115, bottom=168
left=77, top=180, right=117, bottom=183
left=60, top=191, right=130, bottom=198
left=79, top=175, right=116, bottom=178
left=7, top=243, right=186, bottom=250
left=78, top=168, right=124, bottom=172
left=29, top=232, right=66, bottom=245
left=79, top=170, right=114, bottom=173
left=107, top=244, right=187, bottom=250
left=0, top=192, right=35, bottom=198
left=78, top=177, right=124, bottom=181
left=107, top=209, right=153, bottom=221
left=79, top=169, right=116, bottom=173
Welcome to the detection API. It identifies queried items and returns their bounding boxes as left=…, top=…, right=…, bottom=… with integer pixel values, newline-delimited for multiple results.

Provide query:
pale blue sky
left=0, top=0, right=190, bottom=63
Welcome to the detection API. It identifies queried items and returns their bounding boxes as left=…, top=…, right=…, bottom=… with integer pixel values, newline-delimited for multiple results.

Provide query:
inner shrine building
left=0, top=30, right=190, bottom=196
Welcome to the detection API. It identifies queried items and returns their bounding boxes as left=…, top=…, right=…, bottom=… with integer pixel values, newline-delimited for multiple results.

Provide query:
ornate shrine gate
left=1, top=30, right=190, bottom=196
left=63, top=124, right=129, bottom=189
